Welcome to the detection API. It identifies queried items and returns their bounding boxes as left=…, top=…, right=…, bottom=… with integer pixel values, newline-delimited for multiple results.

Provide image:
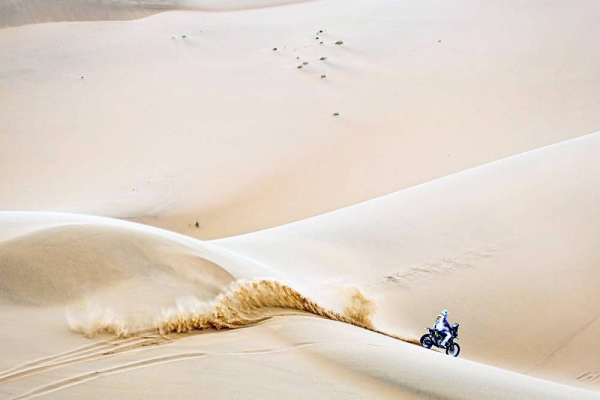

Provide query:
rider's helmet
left=441, top=309, right=449, bottom=318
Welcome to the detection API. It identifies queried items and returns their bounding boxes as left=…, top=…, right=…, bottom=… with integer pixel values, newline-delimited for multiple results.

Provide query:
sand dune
left=214, top=131, right=600, bottom=392
left=0, top=224, right=233, bottom=306
left=0, top=214, right=380, bottom=339
left=2, top=0, right=600, bottom=398
left=0, top=0, right=314, bottom=28
left=2, top=0, right=600, bottom=239
left=7, top=317, right=599, bottom=400
left=1, top=212, right=598, bottom=398
left=0, top=0, right=174, bottom=28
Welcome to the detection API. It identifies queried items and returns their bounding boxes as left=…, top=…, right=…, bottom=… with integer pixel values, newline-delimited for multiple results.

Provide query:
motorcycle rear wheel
left=420, top=334, right=433, bottom=349
left=446, top=343, right=460, bottom=357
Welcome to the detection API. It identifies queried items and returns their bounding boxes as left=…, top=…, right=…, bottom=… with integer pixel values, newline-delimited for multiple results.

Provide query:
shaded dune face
left=176, top=0, right=314, bottom=11
left=0, top=0, right=176, bottom=28
left=0, top=0, right=313, bottom=28
left=0, top=219, right=390, bottom=343
left=0, top=224, right=235, bottom=306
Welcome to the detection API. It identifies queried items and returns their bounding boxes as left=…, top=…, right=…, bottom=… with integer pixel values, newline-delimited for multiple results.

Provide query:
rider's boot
left=441, top=337, right=450, bottom=348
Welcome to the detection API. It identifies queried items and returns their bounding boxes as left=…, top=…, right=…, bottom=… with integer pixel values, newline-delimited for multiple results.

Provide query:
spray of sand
left=68, top=279, right=415, bottom=343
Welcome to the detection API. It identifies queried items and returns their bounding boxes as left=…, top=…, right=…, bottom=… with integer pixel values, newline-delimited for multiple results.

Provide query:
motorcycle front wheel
left=446, top=343, right=460, bottom=357
left=420, top=334, right=433, bottom=349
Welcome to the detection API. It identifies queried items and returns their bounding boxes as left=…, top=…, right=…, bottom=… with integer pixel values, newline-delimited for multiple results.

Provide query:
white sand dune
left=1, top=0, right=600, bottom=239
left=0, top=211, right=598, bottom=399
left=2, top=0, right=600, bottom=398
left=214, top=131, right=600, bottom=392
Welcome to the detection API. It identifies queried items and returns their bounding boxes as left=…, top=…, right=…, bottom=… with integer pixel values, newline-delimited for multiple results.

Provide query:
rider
left=434, top=309, right=452, bottom=347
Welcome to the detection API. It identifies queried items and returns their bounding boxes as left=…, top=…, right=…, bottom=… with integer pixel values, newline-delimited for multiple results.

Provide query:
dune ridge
left=0, top=0, right=174, bottom=28
left=0, top=214, right=413, bottom=346
left=0, top=0, right=312, bottom=28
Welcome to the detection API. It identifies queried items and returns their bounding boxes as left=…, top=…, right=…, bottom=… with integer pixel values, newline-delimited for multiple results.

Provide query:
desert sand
left=1, top=0, right=600, bottom=399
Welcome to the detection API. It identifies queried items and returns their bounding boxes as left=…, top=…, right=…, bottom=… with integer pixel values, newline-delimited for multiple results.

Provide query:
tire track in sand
left=0, top=337, right=143, bottom=378
left=13, top=341, right=403, bottom=400
left=0, top=335, right=172, bottom=384
left=523, top=313, right=600, bottom=374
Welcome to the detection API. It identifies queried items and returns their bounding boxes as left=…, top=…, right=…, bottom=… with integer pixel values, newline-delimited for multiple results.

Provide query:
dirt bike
left=420, top=323, right=461, bottom=357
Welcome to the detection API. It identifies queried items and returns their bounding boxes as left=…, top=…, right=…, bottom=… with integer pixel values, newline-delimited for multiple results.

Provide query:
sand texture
left=1, top=0, right=600, bottom=239
left=1, top=0, right=600, bottom=399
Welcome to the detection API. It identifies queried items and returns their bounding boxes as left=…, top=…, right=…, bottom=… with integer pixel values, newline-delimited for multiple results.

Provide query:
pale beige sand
left=214, top=131, right=600, bottom=392
left=1, top=212, right=598, bottom=399
left=2, top=0, right=600, bottom=398
left=1, top=0, right=600, bottom=239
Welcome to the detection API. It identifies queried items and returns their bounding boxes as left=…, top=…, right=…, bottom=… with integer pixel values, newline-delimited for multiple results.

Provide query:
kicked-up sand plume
left=67, top=278, right=385, bottom=338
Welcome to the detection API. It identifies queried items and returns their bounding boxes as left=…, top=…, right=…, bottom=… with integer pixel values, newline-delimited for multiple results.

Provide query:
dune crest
left=0, top=0, right=313, bottom=28
left=67, top=278, right=400, bottom=340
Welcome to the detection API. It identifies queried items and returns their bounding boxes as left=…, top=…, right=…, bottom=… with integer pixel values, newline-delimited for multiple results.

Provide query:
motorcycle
left=420, top=323, right=461, bottom=357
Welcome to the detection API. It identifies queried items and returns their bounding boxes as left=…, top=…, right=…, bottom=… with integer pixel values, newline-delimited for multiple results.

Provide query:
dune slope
left=214, top=131, right=600, bottom=392
left=0, top=0, right=314, bottom=28
left=1, top=212, right=598, bottom=399
left=1, top=0, right=600, bottom=238
left=0, top=0, right=173, bottom=28
left=2, top=0, right=600, bottom=398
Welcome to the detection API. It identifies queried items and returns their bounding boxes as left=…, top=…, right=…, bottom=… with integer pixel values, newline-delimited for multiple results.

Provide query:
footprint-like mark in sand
left=576, top=367, right=600, bottom=384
